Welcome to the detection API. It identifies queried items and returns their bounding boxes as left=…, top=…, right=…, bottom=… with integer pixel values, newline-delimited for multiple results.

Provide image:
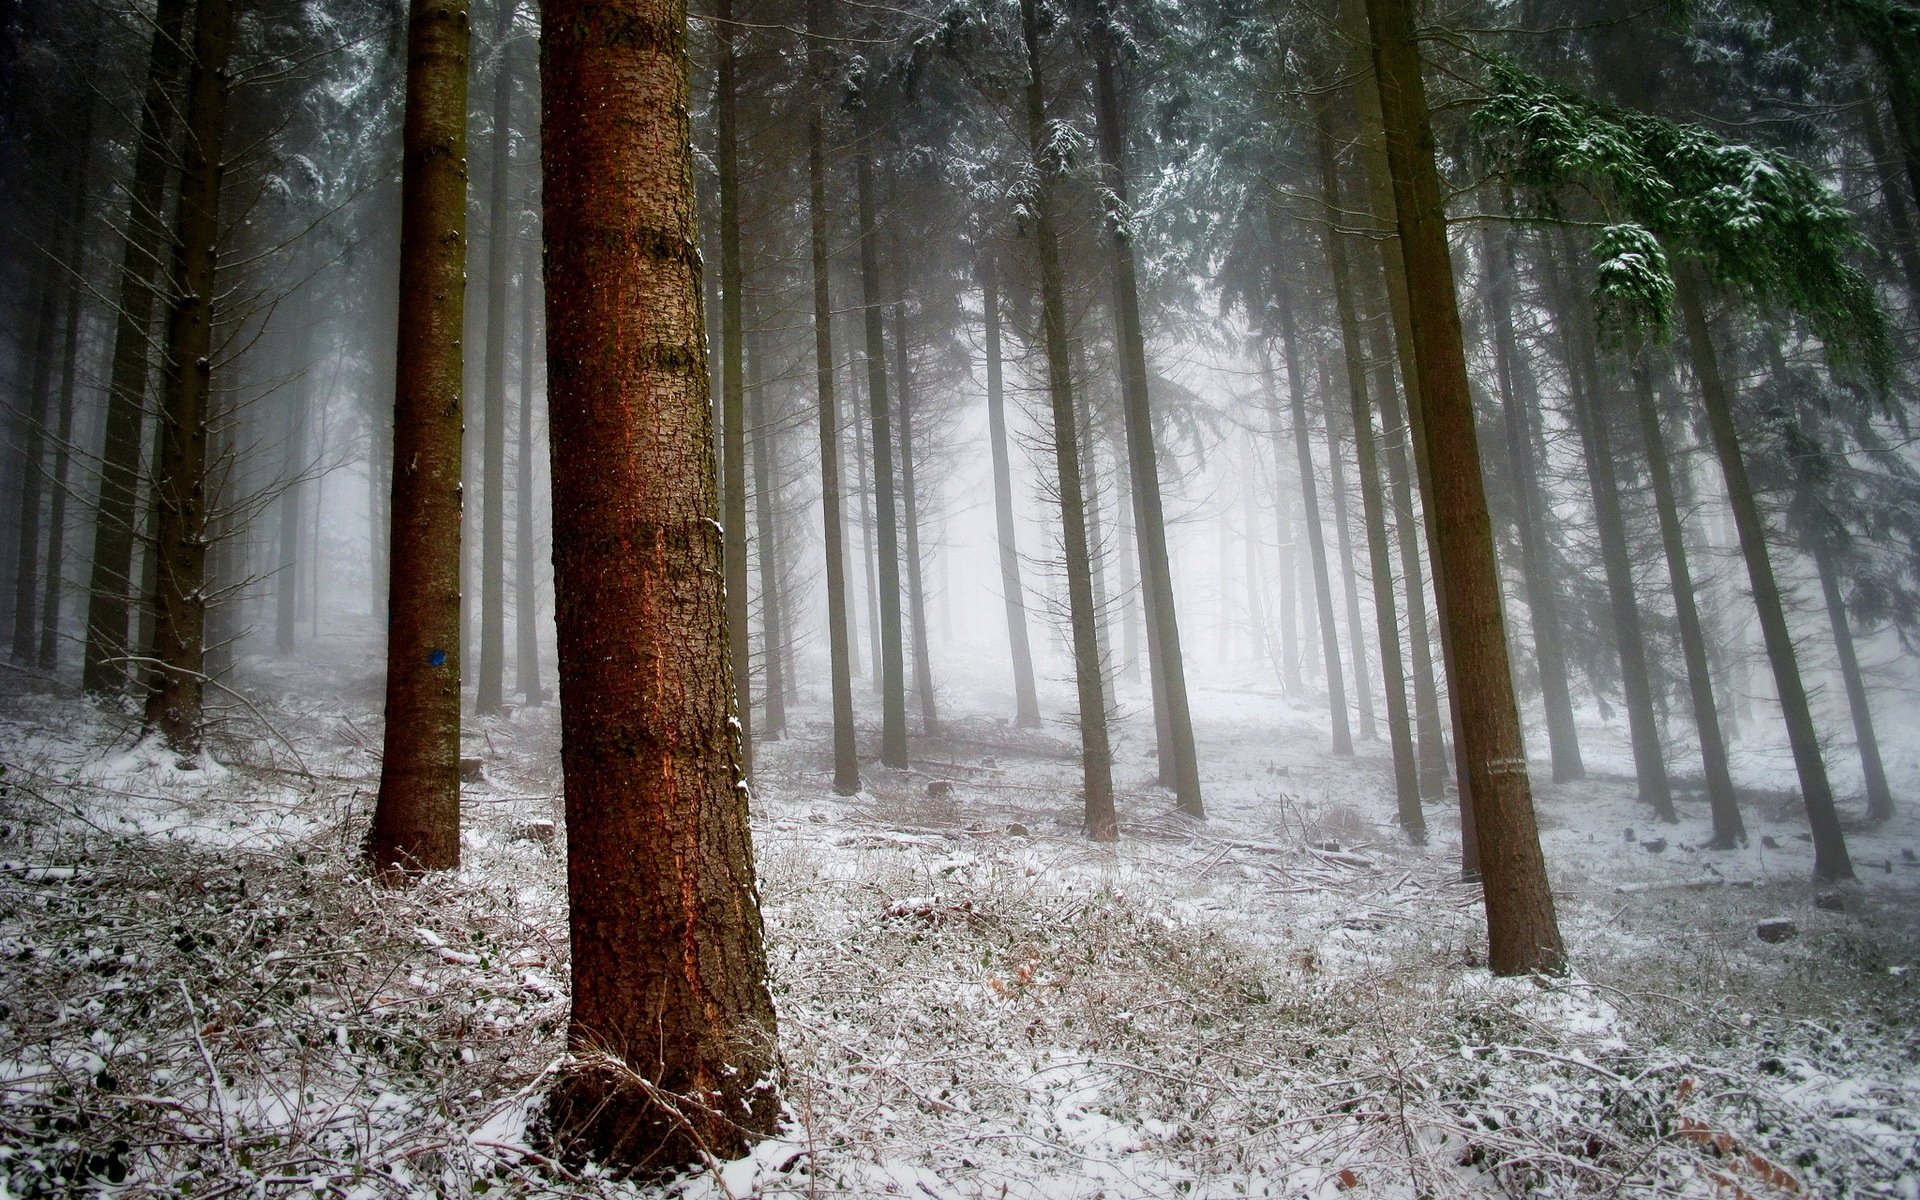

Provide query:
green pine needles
left=1473, top=62, right=1889, bottom=377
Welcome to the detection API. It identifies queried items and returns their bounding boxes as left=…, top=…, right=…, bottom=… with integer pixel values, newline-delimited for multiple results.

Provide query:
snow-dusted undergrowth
left=1, top=648, right=1916, bottom=1198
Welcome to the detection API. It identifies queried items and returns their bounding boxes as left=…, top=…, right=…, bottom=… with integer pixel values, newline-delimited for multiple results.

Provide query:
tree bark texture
left=539, top=0, right=780, bottom=1168
left=1364, top=0, right=1565, bottom=974
left=143, top=0, right=237, bottom=755
left=1022, top=0, right=1116, bottom=840
left=368, top=0, right=468, bottom=875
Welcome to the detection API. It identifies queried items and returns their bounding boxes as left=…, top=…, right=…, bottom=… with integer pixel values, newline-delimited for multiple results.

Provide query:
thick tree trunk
left=980, top=257, right=1041, bottom=726
left=474, top=0, right=519, bottom=717
left=1314, top=98, right=1422, bottom=837
left=715, top=0, right=751, bottom=767
left=1091, top=29, right=1202, bottom=817
left=1022, top=0, right=1115, bottom=841
left=1363, top=0, right=1565, bottom=974
left=539, top=0, right=779, bottom=1169
left=808, top=0, right=859, bottom=794
left=855, top=140, right=909, bottom=769
left=1630, top=357, right=1743, bottom=847
left=515, top=237, right=545, bottom=705
left=1480, top=222, right=1583, bottom=781
left=367, top=0, right=466, bottom=875
left=1275, top=296, right=1353, bottom=757
left=1675, top=263, right=1853, bottom=881
left=1550, top=252, right=1676, bottom=823
left=143, top=0, right=236, bottom=756
left=83, top=0, right=189, bottom=696
left=892, top=271, right=939, bottom=736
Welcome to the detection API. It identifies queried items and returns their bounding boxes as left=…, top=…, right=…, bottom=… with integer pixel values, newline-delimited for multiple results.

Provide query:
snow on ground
left=1, top=638, right=1917, bottom=1198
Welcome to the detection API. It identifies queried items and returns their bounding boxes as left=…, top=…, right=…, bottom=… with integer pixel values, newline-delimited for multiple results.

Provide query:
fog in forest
left=2, top=0, right=1919, bottom=1193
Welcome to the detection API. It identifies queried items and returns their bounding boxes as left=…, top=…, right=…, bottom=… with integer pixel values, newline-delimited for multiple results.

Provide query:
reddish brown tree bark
left=540, top=0, right=780, bottom=1169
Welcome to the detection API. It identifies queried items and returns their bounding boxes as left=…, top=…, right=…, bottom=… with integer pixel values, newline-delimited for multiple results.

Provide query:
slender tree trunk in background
left=1259, top=341, right=1302, bottom=696
left=747, top=319, right=786, bottom=739
left=1675, top=264, right=1852, bottom=881
left=856, top=141, right=909, bottom=769
left=809, top=0, right=859, bottom=794
left=980, top=258, right=1041, bottom=726
left=515, top=238, right=545, bottom=705
left=1240, top=438, right=1266, bottom=671
left=1364, top=0, right=1564, bottom=974
left=85, top=0, right=190, bottom=695
left=1322, top=359, right=1375, bottom=743
left=275, top=316, right=312, bottom=655
left=474, top=0, right=518, bottom=717
left=38, top=120, right=93, bottom=675
left=715, top=0, right=752, bottom=768
left=143, top=0, right=236, bottom=756
left=1812, top=544, right=1893, bottom=822
left=1276, top=297, right=1352, bottom=757
left=1092, top=29, right=1202, bottom=817
left=539, top=0, right=779, bottom=1169
left=10, top=269, right=58, bottom=664
left=892, top=273, right=939, bottom=736
left=1481, top=223, right=1583, bottom=782
left=1022, top=0, right=1115, bottom=841
left=1551, top=255, right=1676, bottom=823
left=1114, top=426, right=1143, bottom=685
left=1314, top=99, right=1421, bottom=837
left=367, top=0, right=467, bottom=877
left=1861, top=93, right=1920, bottom=315
left=851, top=358, right=877, bottom=687
left=1630, top=356, right=1743, bottom=846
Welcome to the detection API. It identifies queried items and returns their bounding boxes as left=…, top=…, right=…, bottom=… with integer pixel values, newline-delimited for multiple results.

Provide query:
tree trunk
left=539, top=0, right=779, bottom=1169
left=474, top=0, right=519, bottom=717
left=84, top=0, right=190, bottom=695
left=980, top=256, right=1041, bottom=726
left=715, top=0, right=752, bottom=768
left=367, top=0, right=467, bottom=875
left=856, top=139, right=909, bottom=769
left=748, top=312, right=786, bottom=739
left=10, top=263, right=59, bottom=664
left=143, top=0, right=237, bottom=756
left=39, top=152, right=92, bottom=674
left=1480, top=221, right=1584, bottom=782
left=1861, top=90, right=1920, bottom=316
left=1812, top=544, right=1893, bottom=822
left=1314, top=97, right=1422, bottom=837
left=1022, top=0, right=1115, bottom=841
left=1630, top=355, right=1743, bottom=847
left=1091, top=27, right=1202, bottom=817
left=1275, top=296, right=1353, bottom=757
left=892, top=266, right=939, bottom=736
left=1322, top=355, right=1376, bottom=743
left=515, top=235, right=545, bottom=705
left=275, top=314, right=311, bottom=656
left=808, top=0, right=859, bottom=794
left=851, top=347, right=877, bottom=688
left=1258, top=340, right=1303, bottom=696
left=1548, top=249, right=1676, bottom=823
left=1363, top=0, right=1565, bottom=974
left=1675, top=263, right=1853, bottom=881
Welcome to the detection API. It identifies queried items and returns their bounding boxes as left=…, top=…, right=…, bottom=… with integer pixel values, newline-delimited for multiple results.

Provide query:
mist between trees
left=1, top=0, right=1917, bottom=1184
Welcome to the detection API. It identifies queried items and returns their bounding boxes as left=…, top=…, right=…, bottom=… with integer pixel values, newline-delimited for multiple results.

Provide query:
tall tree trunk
left=275, top=313, right=311, bottom=656
left=1549, top=250, right=1677, bottom=823
left=1861, top=90, right=1920, bottom=315
left=1022, top=0, right=1115, bottom=840
left=39, top=153, right=92, bottom=674
left=1322, top=355, right=1376, bottom=743
left=540, top=0, right=779, bottom=1169
left=748, top=312, right=786, bottom=738
left=1091, top=27, right=1202, bottom=817
left=1480, top=221, right=1584, bottom=782
left=515, top=236, right=545, bottom=705
left=1363, top=0, right=1565, bottom=974
left=1115, top=425, right=1143, bottom=685
left=474, top=0, right=519, bottom=717
left=851, top=351, right=877, bottom=687
left=1630, top=356, right=1743, bottom=847
left=143, top=0, right=237, bottom=756
left=1258, top=340, right=1303, bottom=696
left=10, top=262, right=60, bottom=664
left=1314, top=97, right=1422, bottom=837
left=1275, top=296, right=1353, bottom=757
left=715, top=0, right=751, bottom=768
left=892, top=267, right=939, bottom=736
left=808, top=0, right=858, bottom=794
left=367, top=0, right=466, bottom=875
left=980, top=256, right=1041, bottom=726
left=1812, top=544, right=1893, bottom=822
left=1675, top=263, right=1853, bottom=881
left=83, top=0, right=190, bottom=696
left=855, top=139, right=909, bottom=769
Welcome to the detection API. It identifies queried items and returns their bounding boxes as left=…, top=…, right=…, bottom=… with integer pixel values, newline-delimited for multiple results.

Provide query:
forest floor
left=1, top=637, right=1917, bottom=1198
